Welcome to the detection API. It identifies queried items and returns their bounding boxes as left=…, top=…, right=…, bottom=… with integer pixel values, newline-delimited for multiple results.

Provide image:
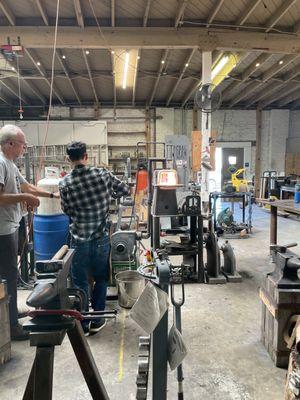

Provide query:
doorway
left=221, top=147, right=244, bottom=189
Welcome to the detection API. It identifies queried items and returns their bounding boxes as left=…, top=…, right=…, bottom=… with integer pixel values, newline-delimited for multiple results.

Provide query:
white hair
left=0, top=124, right=23, bottom=147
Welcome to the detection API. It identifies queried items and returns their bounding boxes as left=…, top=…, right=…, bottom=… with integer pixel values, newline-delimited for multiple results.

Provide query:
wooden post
left=255, top=107, right=262, bottom=199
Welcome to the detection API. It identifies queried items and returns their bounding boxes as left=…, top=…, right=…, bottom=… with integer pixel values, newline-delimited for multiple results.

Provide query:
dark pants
left=71, top=235, right=110, bottom=318
left=0, top=230, right=19, bottom=328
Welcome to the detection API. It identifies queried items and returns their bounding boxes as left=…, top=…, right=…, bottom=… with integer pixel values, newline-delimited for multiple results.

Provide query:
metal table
left=280, top=185, right=295, bottom=200
left=209, top=191, right=253, bottom=233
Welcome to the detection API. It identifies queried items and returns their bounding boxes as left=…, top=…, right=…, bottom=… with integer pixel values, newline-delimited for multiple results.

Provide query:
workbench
left=258, top=199, right=300, bottom=246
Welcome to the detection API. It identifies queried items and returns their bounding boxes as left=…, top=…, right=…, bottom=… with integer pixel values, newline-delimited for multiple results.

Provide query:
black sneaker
left=90, top=319, right=106, bottom=334
left=81, top=322, right=91, bottom=337
left=11, top=324, right=29, bottom=341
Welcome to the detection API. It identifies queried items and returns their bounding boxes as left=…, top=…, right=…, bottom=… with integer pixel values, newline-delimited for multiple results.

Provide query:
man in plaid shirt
left=59, top=141, right=129, bottom=335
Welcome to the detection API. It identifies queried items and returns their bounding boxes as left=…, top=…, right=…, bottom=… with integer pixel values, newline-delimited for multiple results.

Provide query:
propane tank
left=36, top=167, right=63, bottom=215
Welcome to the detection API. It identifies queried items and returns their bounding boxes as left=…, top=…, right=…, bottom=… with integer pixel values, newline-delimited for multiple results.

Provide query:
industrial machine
left=231, top=168, right=248, bottom=192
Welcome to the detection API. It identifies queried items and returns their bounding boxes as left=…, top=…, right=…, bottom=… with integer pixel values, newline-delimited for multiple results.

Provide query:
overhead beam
left=235, top=0, right=261, bottom=27
left=206, top=0, right=225, bottom=28
left=228, top=81, right=262, bottom=107
left=260, top=83, right=300, bottom=108
left=222, top=53, right=271, bottom=99
left=0, top=78, right=30, bottom=104
left=166, top=48, right=195, bottom=106
left=110, top=52, right=116, bottom=108
left=230, top=54, right=298, bottom=107
left=111, top=0, right=115, bottom=27
left=277, top=86, right=300, bottom=106
left=246, top=62, right=300, bottom=107
left=35, top=0, right=49, bottom=26
left=265, top=0, right=298, bottom=33
left=82, top=49, right=99, bottom=105
left=143, top=0, right=152, bottom=27
left=148, top=49, right=169, bottom=106
left=132, top=49, right=140, bottom=106
left=56, top=50, right=81, bottom=105
left=261, top=54, right=298, bottom=81
left=73, top=0, right=84, bottom=28
left=4, top=27, right=300, bottom=54
left=0, top=0, right=15, bottom=26
left=175, top=0, right=189, bottom=28
left=25, top=48, right=65, bottom=104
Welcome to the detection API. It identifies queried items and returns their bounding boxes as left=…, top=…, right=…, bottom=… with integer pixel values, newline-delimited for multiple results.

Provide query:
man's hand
left=52, top=191, right=60, bottom=199
left=23, top=194, right=40, bottom=208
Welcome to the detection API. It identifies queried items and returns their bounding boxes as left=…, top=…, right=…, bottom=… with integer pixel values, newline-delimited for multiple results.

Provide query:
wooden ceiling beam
left=148, top=49, right=169, bottom=106
left=132, top=49, right=140, bottom=106
left=143, top=0, right=152, bottom=27
left=0, top=78, right=30, bottom=104
left=235, top=0, right=261, bottom=27
left=82, top=49, right=99, bottom=105
left=174, top=0, right=189, bottom=28
left=166, top=48, right=196, bottom=106
left=2, top=27, right=300, bottom=54
left=206, top=0, right=225, bottom=28
left=111, top=0, right=115, bottom=27
left=35, top=0, right=49, bottom=26
left=56, top=50, right=81, bottom=105
left=222, top=53, right=272, bottom=99
left=265, top=0, right=298, bottom=33
left=228, top=81, right=262, bottom=107
left=277, top=86, right=300, bottom=107
left=25, top=48, right=65, bottom=104
left=0, top=0, right=15, bottom=26
left=73, top=0, right=84, bottom=28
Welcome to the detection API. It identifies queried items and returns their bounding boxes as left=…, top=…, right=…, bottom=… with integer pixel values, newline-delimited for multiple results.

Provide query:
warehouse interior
left=1, top=1, right=300, bottom=399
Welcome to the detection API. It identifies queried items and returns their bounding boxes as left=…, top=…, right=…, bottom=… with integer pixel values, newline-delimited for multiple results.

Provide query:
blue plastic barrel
left=33, top=214, right=69, bottom=260
left=295, top=184, right=300, bottom=204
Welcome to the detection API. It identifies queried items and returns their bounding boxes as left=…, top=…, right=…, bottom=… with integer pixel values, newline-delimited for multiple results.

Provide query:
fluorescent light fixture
left=11, top=66, right=15, bottom=71
left=111, top=50, right=115, bottom=54
left=62, top=55, right=66, bottom=59
left=279, top=60, right=283, bottom=65
left=37, top=61, right=41, bottom=66
left=122, top=51, right=130, bottom=89
left=211, top=55, right=229, bottom=80
left=137, top=55, right=140, bottom=60
left=185, top=63, right=189, bottom=67
left=85, top=50, right=90, bottom=55
left=161, top=60, right=165, bottom=64
left=255, top=62, right=260, bottom=67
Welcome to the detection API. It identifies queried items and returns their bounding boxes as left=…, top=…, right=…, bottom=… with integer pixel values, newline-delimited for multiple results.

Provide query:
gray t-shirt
left=0, top=153, right=26, bottom=235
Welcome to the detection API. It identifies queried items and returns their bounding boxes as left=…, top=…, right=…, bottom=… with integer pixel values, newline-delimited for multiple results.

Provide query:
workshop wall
left=1, top=107, right=292, bottom=176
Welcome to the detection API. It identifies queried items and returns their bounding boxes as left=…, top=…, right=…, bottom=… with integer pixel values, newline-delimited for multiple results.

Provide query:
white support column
left=201, top=51, right=212, bottom=205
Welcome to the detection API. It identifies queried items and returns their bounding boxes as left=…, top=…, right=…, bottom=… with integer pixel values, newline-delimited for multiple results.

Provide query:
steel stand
left=23, top=317, right=109, bottom=400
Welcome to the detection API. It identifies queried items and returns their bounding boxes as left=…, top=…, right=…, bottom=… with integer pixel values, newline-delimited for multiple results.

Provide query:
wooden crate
left=0, top=282, right=11, bottom=365
left=260, top=275, right=300, bottom=368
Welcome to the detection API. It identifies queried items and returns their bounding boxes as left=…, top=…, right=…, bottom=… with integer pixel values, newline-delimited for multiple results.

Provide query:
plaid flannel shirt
left=59, top=165, right=129, bottom=241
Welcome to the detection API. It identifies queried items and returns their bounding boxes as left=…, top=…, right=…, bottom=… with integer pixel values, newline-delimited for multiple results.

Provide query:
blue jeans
left=71, top=235, right=111, bottom=316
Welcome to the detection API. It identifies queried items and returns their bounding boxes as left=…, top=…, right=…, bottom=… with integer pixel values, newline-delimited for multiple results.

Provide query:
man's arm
left=110, top=172, right=130, bottom=199
left=0, top=184, right=40, bottom=207
left=21, top=182, right=59, bottom=198
left=58, top=185, right=71, bottom=216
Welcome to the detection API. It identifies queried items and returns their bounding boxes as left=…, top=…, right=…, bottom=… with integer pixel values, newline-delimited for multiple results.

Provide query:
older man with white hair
left=0, top=124, right=58, bottom=340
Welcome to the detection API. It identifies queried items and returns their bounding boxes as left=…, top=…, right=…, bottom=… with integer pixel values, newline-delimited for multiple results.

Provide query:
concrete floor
left=1, top=205, right=300, bottom=399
